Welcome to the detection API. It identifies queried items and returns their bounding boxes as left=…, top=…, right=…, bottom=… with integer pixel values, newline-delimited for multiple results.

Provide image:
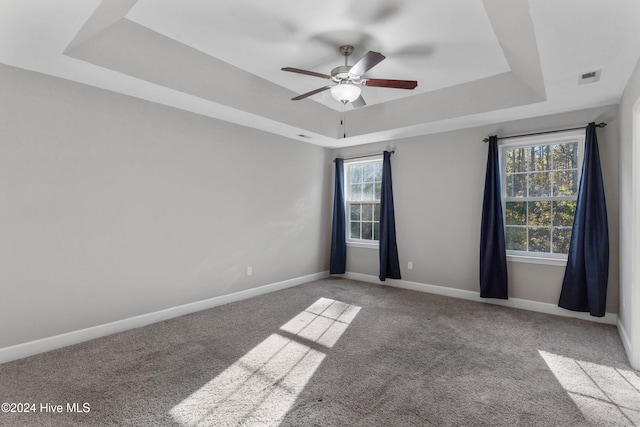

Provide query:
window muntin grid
left=500, top=133, right=584, bottom=259
left=345, top=159, right=382, bottom=243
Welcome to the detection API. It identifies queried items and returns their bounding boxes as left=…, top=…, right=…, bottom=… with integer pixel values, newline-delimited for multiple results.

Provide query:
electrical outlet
left=408, top=262, right=413, bottom=270
left=247, top=266, right=252, bottom=276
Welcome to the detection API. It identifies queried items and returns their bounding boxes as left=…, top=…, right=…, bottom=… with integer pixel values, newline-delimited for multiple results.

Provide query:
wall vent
left=579, top=70, right=601, bottom=85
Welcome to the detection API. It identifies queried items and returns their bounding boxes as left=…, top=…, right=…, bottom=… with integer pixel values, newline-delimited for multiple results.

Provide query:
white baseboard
left=342, top=272, right=618, bottom=325
left=618, top=321, right=632, bottom=362
left=0, top=271, right=329, bottom=365
left=618, top=320, right=640, bottom=369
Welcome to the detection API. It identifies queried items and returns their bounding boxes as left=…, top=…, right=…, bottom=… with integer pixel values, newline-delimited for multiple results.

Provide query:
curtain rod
left=334, top=150, right=395, bottom=163
left=482, top=122, right=607, bottom=143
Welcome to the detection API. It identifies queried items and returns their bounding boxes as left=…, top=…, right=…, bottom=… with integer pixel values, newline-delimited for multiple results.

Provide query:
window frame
left=499, top=130, right=585, bottom=264
left=344, top=156, right=383, bottom=248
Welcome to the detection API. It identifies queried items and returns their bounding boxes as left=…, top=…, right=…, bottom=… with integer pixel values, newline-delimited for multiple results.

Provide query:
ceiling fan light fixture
left=330, top=83, right=361, bottom=104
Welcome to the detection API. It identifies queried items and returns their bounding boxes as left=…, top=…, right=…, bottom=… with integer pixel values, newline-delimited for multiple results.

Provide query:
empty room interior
left=2, top=0, right=640, bottom=426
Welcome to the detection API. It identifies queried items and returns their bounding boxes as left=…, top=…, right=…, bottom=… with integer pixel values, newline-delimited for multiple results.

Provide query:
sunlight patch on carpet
left=539, top=350, right=640, bottom=425
left=280, top=297, right=360, bottom=348
left=170, top=298, right=361, bottom=426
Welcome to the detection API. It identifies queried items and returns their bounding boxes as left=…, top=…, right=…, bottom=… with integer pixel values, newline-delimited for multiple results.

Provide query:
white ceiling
left=1, top=0, right=639, bottom=148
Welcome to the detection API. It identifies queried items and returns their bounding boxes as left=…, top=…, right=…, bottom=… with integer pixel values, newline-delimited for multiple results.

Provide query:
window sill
left=507, top=254, right=567, bottom=267
left=347, top=241, right=379, bottom=250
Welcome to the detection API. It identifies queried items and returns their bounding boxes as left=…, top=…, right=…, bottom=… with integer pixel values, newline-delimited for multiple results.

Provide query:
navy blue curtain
left=559, top=123, right=609, bottom=317
left=330, top=159, right=346, bottom=274
left=479, top=136, right=508, bottom=299
left=379, top=151, right=401, bottom=281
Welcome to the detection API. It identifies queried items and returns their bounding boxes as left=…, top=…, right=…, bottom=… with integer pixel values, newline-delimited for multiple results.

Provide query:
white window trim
left=499, top=130, right=585, bottom=265
left=347, top=240, right=380, bottom=249
left=507, top=254, right=568, bottom=267
left=344, top=156, right=383, bottom=248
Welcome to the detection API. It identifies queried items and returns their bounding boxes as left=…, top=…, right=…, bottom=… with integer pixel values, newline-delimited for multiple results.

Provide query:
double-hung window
left=345, top=158, right=382, bottom=246
left=500, top=131, right=584, bottom=262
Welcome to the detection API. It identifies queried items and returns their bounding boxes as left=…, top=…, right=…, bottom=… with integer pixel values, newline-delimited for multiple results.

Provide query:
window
left=500, top=131, right=584, bottom=261
left=345, top=158, right=382, bottom=245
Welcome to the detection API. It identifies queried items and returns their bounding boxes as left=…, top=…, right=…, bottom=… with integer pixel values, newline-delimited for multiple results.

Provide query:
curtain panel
left=379, top=151, right=401, bottom=281
left=330, top=159, right=347, bottom=274
left=479, top=136, right=508, bottom=299
left=559, top=122, right=609, bottom=317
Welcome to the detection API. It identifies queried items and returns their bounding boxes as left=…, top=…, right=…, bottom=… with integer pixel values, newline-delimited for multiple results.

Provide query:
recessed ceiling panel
left=127, top=0, right=510, bottom=109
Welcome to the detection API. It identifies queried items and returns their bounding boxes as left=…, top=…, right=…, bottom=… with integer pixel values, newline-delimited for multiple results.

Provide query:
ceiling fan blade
left=292, top=85, right=332, bottom=100
left=365, top=79, right=418, bottom=89
left=349, top=51, right=385, bottom=76
left=281, top=67, right=331, bottom=79
left=351, top=95, right=366, bottom=108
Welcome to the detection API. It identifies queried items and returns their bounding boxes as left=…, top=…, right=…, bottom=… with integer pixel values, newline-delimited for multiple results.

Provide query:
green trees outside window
left=503, top=141, right=580, bottom=255
left=346, top=160, right=382, bottom=242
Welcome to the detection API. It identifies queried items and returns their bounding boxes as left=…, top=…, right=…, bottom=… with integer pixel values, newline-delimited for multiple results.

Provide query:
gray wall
left=0, top=64, right=332, bottom=349
left=334, top=105, right=620, bottom=314
left=618, top=57, right=640, bottom=368
left=0, top=59, right=626, bottom=353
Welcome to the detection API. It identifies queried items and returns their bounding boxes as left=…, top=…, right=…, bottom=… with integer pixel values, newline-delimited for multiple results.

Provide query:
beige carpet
left=1, top=278, right=638, bottom=426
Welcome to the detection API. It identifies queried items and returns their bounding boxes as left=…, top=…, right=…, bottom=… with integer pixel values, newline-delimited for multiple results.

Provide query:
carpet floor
left=1, top=278, right=638, bottom=426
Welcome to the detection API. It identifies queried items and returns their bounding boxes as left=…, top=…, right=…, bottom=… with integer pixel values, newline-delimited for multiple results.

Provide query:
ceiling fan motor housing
left=331, top=65, right=355, bottom=81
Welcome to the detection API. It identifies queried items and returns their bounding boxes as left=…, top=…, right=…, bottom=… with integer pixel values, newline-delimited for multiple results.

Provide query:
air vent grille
left=579, top=70, right=601, bottom=85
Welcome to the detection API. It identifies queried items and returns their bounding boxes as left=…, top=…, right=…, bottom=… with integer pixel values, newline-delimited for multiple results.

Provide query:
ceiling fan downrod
left=339, top=45, right=354, bottom=66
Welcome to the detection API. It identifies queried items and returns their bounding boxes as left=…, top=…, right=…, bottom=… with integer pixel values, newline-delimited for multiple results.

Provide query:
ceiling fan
left=282, top=45, right=418, bottom=108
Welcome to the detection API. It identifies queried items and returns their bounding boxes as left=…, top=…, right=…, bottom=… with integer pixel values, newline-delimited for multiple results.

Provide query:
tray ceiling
left=1, top=0, right=639, bottom=147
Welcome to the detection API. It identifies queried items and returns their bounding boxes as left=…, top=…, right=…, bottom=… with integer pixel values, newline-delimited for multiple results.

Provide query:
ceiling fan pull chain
left=341, top=104, right=346, bottom=138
